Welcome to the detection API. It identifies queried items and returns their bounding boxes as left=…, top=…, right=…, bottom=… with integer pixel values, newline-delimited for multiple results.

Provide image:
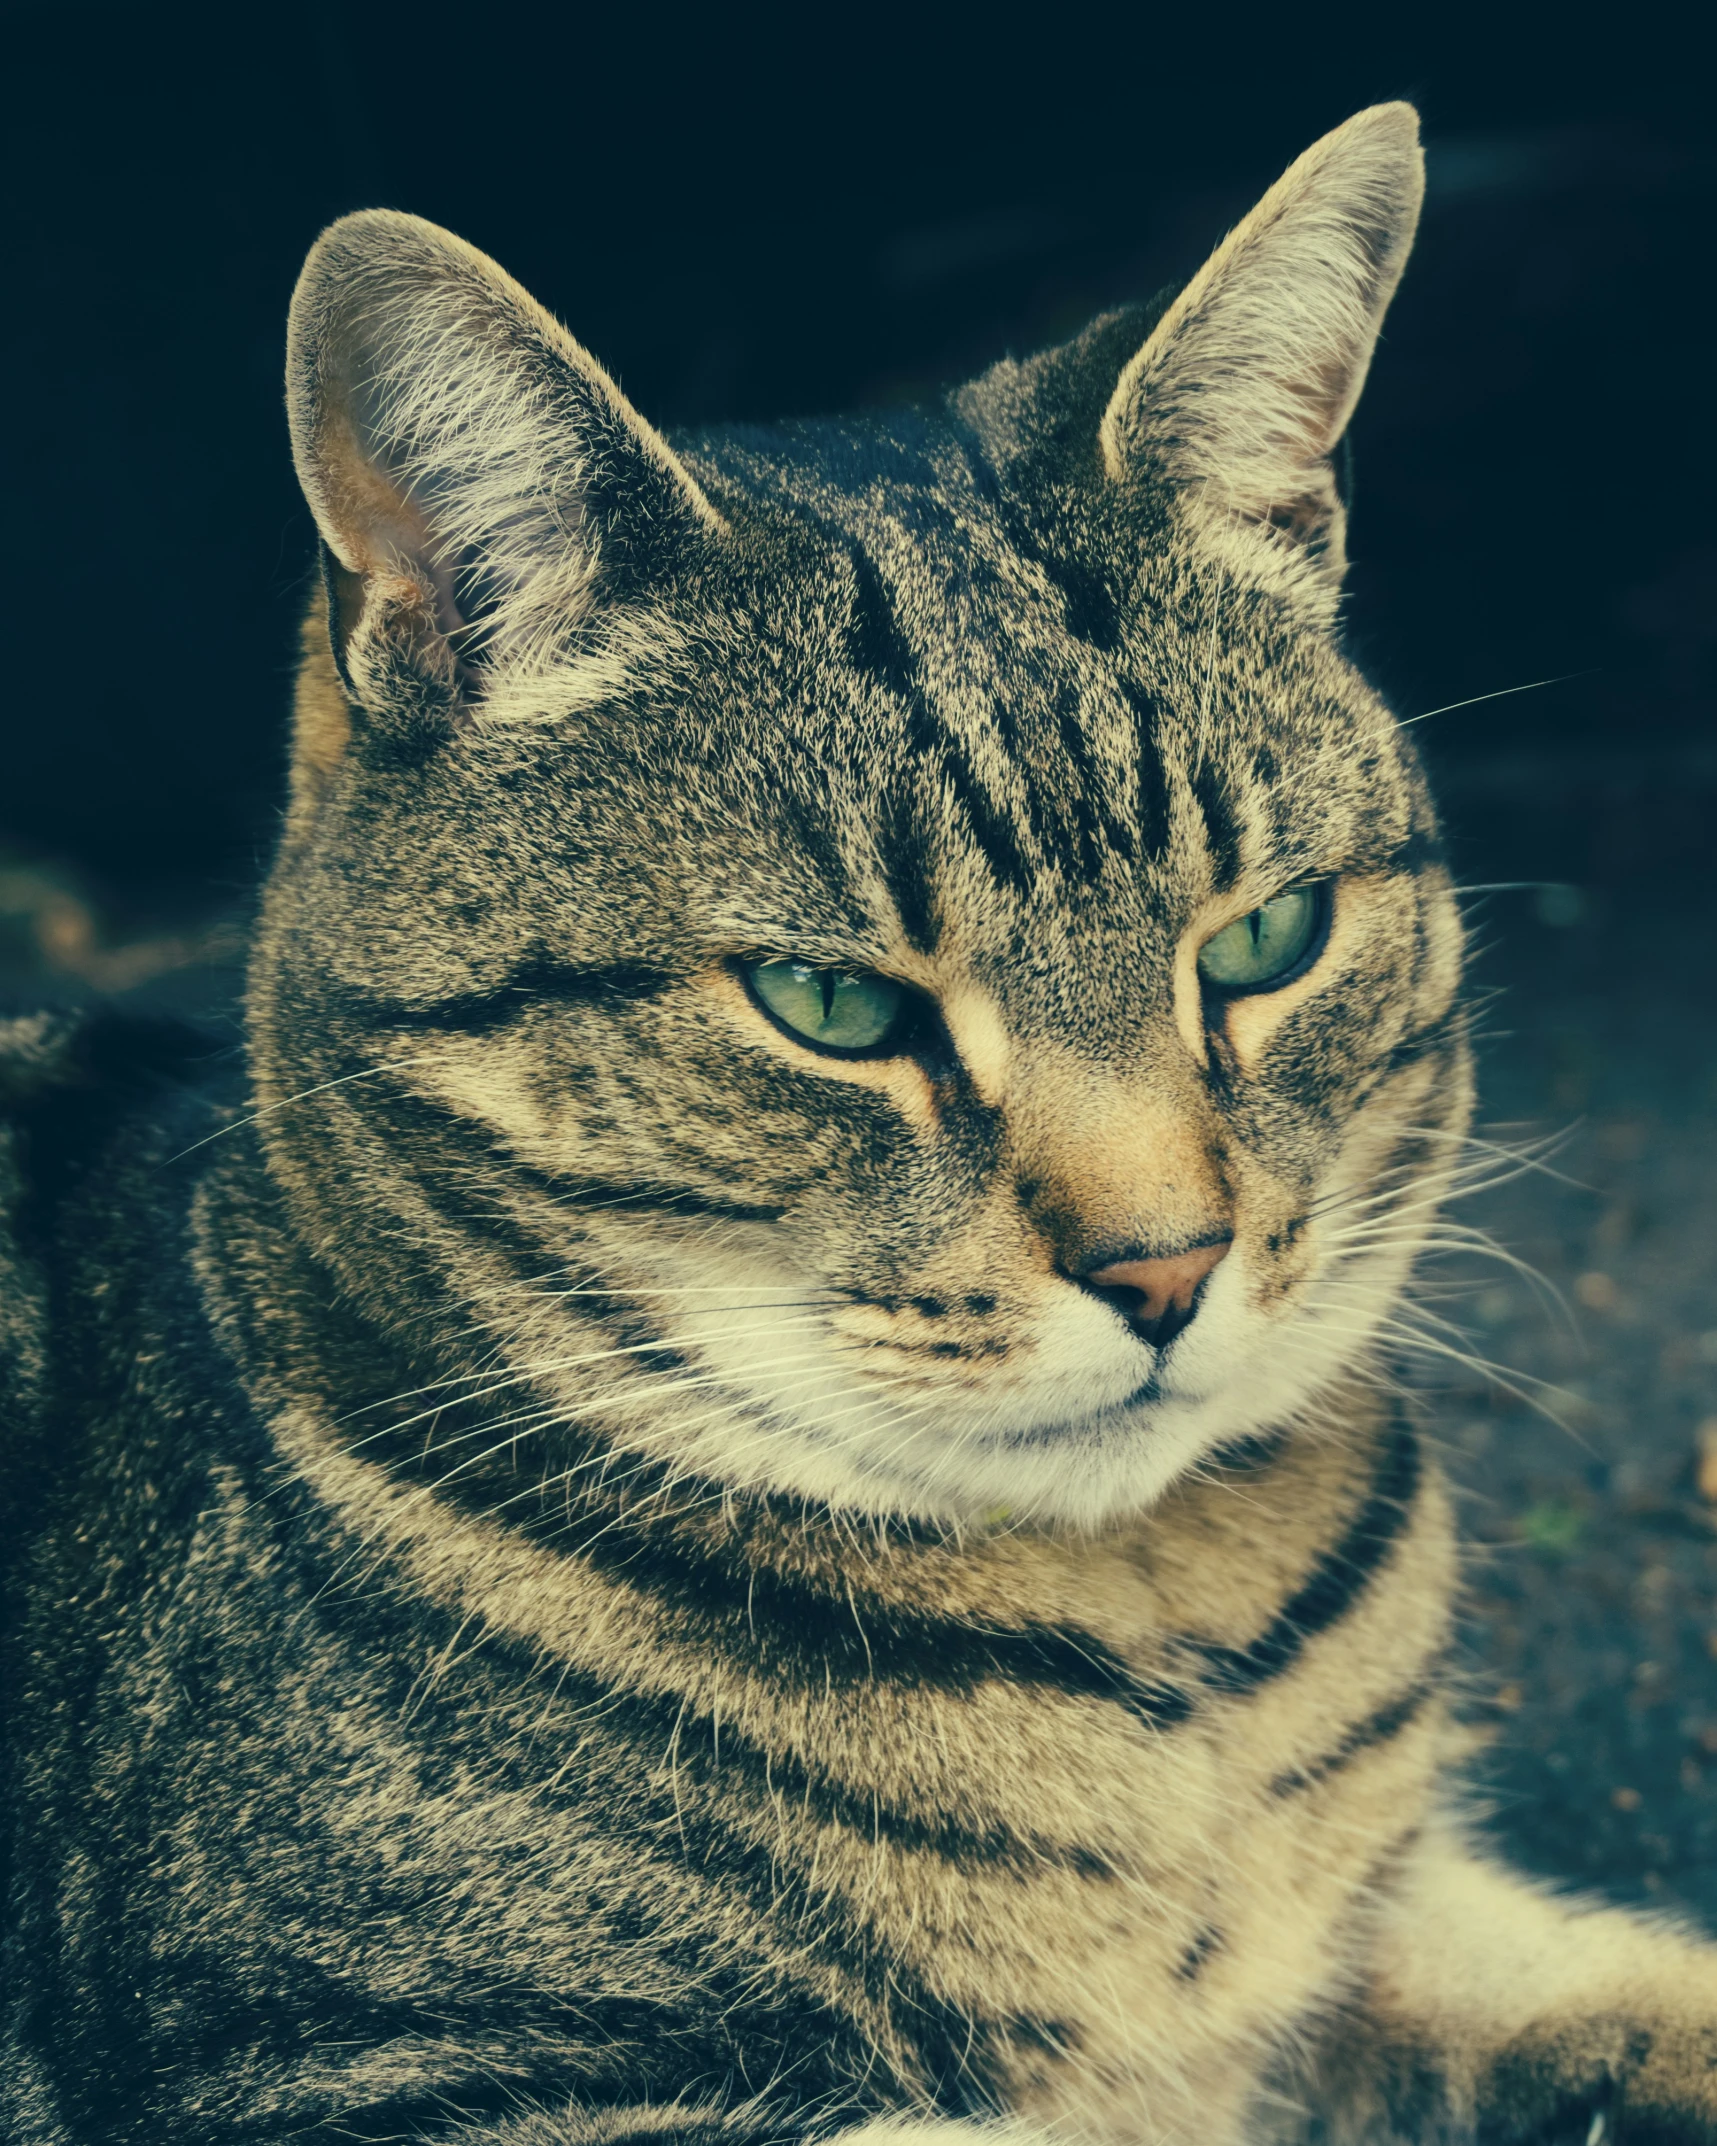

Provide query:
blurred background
left=5, top=8, right=1715, bottom=1915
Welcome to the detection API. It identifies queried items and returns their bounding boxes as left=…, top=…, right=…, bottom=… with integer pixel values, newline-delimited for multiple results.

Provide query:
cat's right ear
left=286, top=210, right=721, bottom=758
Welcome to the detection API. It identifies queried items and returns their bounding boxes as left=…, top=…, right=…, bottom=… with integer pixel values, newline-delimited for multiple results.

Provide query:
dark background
left=6, top=8, right=1717, bottom=1919
left=5, top=7, right=1712, bottom=900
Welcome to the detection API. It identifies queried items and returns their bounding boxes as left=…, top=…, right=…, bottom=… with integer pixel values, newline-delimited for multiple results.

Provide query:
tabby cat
left=3, top=102, right=1715, bottom=2146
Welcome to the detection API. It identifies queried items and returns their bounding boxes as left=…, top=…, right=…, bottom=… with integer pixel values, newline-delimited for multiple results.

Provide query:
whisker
left=307, top=1355, right=914, bottom=1603
left=1299, top=1293, right=1581, bottom=1432
left=1399, top=1123, right=1587, bottom=1193
left=161, top=1053, right=444, bottom=1165
left=333, top=1309, right=840, bottom=1434
left=1399, top=670, right=1594, bottom=727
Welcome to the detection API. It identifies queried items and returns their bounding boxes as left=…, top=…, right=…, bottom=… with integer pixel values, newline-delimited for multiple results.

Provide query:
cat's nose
left=1078, top=1238, right=1231, bottom=1351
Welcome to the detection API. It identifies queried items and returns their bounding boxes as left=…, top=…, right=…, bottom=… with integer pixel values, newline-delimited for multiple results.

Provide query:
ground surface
left=4, top=742, right=1715, bottom=1928
left=1424, top=743, right=1717, bottom=1927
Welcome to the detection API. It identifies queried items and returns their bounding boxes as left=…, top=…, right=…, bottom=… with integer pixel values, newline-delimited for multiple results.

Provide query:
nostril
left=1131, top=1293, right=1202, bottom=1352
left=1078, top=1275, right=1165, bottom=1342
left=1077, top=1238, right=1232, bottom=1350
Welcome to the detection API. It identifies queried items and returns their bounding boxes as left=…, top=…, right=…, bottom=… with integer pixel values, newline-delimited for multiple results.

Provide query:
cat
left=3, top=99, right=1715, bottom=2146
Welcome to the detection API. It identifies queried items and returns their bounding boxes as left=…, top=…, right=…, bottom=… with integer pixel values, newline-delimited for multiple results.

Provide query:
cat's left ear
left=287, top=210, right=721, bottom=740
left=1101, top=103, right=1423, bottom=607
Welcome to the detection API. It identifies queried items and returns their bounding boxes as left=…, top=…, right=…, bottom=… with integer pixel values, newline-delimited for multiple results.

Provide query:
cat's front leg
left=1301, top=1822, right=1717, bottom=2145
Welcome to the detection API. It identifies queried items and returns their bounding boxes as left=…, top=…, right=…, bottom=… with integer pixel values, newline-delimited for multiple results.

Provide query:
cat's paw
left=1482, top=2021, right=1717, bottom=2146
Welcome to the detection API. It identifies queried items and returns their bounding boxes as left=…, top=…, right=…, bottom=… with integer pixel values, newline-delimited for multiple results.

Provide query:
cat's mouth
left=488, top=1223, right=1388, bottom=1521
left=483, top=1155, right=1424, bottom=1517
left=809, top=1273, right=1236, bottom=1445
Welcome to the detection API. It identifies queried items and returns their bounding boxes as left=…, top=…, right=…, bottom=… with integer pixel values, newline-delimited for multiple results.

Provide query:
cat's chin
left=777, top=1280, right=1392, bottom=1526
left=705, top=1396, right=1253, bottom=1528
left=638, top=1353, right=1348, bottom=1530
left=527, top=1233, right=1409, bottom=1527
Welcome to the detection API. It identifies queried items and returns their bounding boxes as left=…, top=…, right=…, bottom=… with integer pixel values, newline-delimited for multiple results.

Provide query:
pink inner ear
left=290, top=211, right=728, bottom=723
left=324, top=362, right=479, bottom=645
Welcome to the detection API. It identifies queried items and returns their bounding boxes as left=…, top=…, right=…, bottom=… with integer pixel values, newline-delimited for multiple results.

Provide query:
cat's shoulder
left=0, top=1004, right=229, bottom=1265
left=1, top=1001, right=221, bottom=1152
left=0, top=1006, right=91, bottom=1264
left=0, top=1008, right=88, bottom=1442
left=1, top=1004, right=228, bottom=1438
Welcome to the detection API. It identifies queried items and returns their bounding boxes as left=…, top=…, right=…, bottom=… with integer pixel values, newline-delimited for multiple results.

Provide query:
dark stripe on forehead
left=1054, top=685, right=1136, bottom=873
left=769, top=783, right=866, bottom=913
left=1196, top=1413, right=1421, bottom=1692
left=838, top=548, right=940, bottom=945
left=1046, top=551, right=1121, bottom=651
left=1118, top=678, right=1173, bottom=859
left=971, top=489, right=1168, bottom=874
left=994, top=501, right=1122, bottom=656
left=932, top=737, right=1039, bottom=898
left=845, top=545, right=922, bottom=709
left=845, top=547, right=1039, bottom=902
left=878, top=784, right=941, bottom=953
left=1190, top=764, right=1244, bottom=893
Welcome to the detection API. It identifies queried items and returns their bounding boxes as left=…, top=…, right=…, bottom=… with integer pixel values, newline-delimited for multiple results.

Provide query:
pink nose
left=1083, top=1238, right=1231, bottom=1348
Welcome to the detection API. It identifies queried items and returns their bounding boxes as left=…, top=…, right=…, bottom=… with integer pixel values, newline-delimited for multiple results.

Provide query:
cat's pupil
left=1195, top=886, right=1322, bottom=993
left=743, top=960, right=907, bottom=1055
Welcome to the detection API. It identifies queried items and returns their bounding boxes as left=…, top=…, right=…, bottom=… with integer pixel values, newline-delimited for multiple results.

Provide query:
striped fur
left=4, top=105, right=1715, bottom=2145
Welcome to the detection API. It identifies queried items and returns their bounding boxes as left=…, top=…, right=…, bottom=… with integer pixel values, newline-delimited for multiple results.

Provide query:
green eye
left=1197, top=885, right=1324, bottom=992
left=743, top=960, right=909, bottom=1054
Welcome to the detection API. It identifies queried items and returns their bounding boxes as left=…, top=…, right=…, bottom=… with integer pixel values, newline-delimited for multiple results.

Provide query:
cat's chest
left=813, top=1680, right=1438, bottom=2133
left=265, top=1398, right=1453, bottom=2128
left=747, top=1462, right=1455, bottom=2129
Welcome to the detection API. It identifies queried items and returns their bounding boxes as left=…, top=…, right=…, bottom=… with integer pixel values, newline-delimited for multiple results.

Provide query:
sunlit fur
left=4, top=104, right=1716, bottom=2146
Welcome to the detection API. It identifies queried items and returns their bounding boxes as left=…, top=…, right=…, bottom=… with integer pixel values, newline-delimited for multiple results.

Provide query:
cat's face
left=256, top=103, right=1467, bottom=1525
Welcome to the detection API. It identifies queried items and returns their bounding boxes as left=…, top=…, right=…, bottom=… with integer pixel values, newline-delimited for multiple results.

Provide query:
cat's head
left=254, top=102, right=1468, bottom=1526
